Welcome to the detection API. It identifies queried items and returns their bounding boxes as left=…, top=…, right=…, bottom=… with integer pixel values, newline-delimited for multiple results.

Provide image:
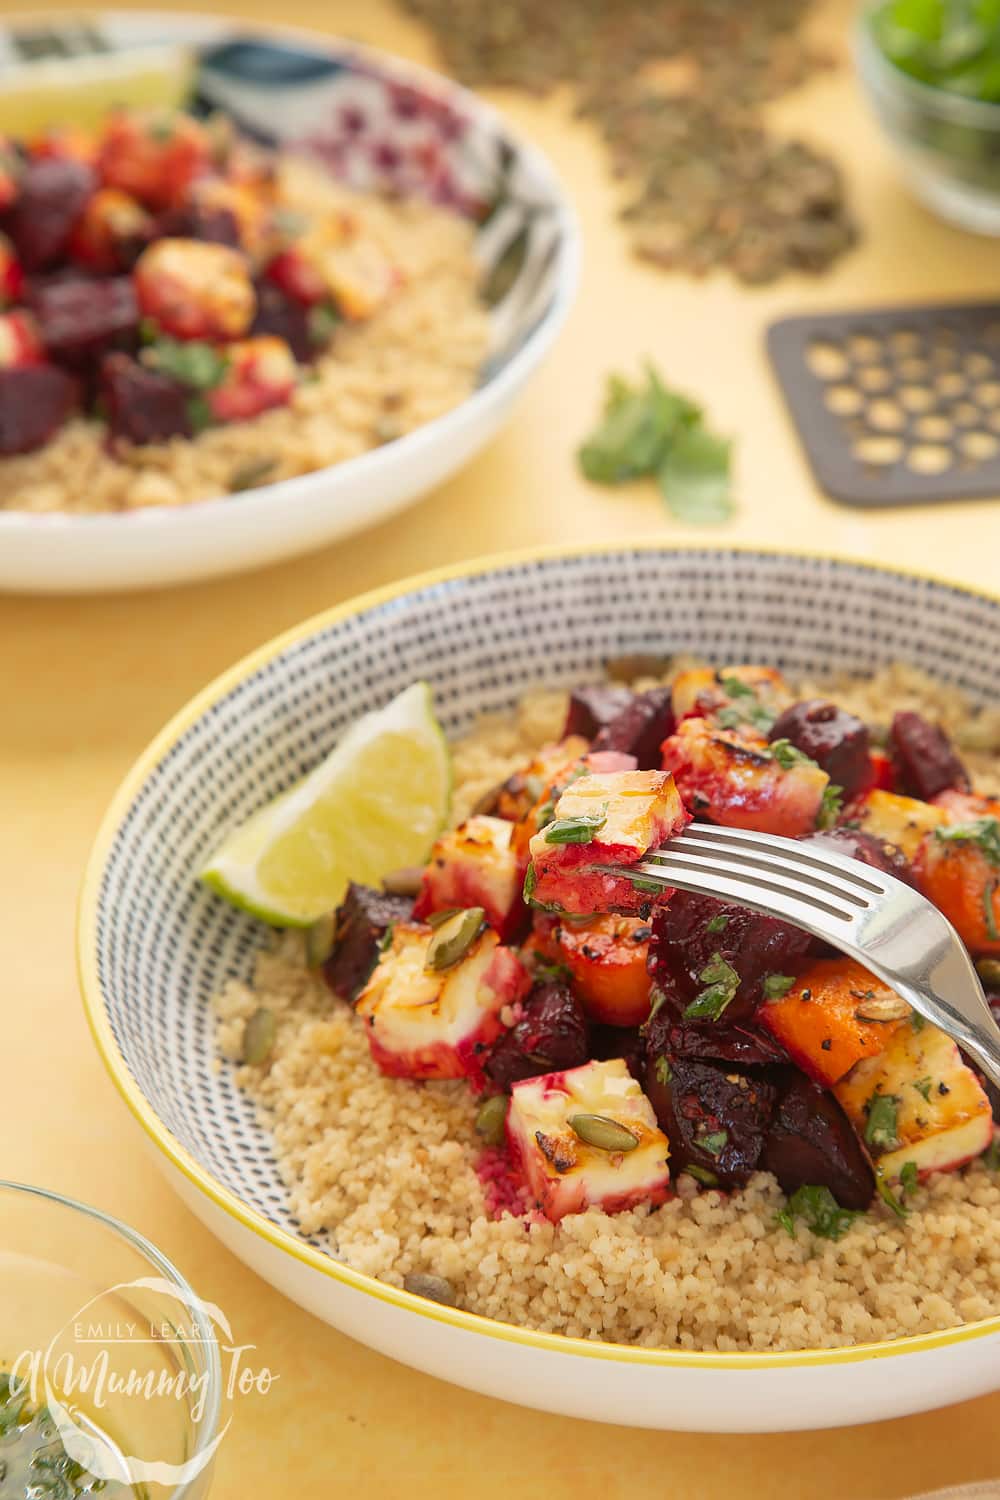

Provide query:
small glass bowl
left=855, top=6, right=1000, bottom=235
left=1, top=1181, right=221, bottom=1497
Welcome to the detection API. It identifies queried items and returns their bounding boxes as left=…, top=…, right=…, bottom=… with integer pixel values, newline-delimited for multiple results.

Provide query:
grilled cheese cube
left=527, top=769, right=688, bottom=916
left=661, top=718, right=828, bottom=836
left=134, top=237, right=256, bottom=341
left=488, top=736, right=590, bottom=823
left=835, top=1021, right=993, bottom=1181
left=356, top=922, right=528, bottom=1081
left=671, top=664, right=792, bottom=734
left=850, top=789, right=947, bottom=862
left=507, top=1058, right=670, bottom=1221
left=413, top=815, right=526, bottom=940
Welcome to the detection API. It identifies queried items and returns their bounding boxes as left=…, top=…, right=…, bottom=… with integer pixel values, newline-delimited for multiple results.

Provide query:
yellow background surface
left=3, top=0, right=1000, bottom=1494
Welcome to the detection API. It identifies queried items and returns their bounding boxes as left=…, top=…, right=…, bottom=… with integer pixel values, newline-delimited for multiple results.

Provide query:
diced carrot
left=915, top=824, right=1000, bottom=955
left=759, top=957, right=910, bottom=1087
left=534, top=912, right=652, bottom=1026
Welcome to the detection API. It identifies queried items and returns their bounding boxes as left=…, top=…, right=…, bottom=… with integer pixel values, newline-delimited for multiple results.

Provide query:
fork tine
left=672, top=824, right=887, bottom=895
left=630, top=855, right=861, bottom=927
left=643, top=840, right=872, bottom=910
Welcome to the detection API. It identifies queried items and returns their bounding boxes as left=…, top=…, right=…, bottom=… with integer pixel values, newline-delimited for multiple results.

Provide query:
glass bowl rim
left=855, top=3, right=1000, bottom=129
left=0, top=1178, right=223, bottom=1497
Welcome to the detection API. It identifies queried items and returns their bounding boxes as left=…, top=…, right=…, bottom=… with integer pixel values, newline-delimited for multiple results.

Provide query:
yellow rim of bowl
left=77, top=539, right=1000, bottom=1372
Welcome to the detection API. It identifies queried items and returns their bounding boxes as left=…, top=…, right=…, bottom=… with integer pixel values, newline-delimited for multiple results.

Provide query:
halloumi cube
left=850, top=789, right=947, bottom=862
left=526, top=769, right=687, bottom=916
left=507, top=1058, right=671, bottom=1221
left=356, top=922, right=529, bottom=1081
left=835, top=1019, right=993, bottom=1181
left=413, top=815, right=525, bottom=940
left=661, top=718, right=829, bottom=836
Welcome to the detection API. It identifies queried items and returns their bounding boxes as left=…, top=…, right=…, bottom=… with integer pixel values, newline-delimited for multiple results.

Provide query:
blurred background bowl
left=0, top=11, right=578, bottom=594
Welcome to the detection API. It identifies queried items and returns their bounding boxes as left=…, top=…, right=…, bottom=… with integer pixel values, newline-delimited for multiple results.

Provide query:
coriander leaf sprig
left=578, top=363, right=736, bottom=525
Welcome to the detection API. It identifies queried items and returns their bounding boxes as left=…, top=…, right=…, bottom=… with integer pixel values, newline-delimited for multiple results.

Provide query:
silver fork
left=616, top=823, right=1000, bottom=1093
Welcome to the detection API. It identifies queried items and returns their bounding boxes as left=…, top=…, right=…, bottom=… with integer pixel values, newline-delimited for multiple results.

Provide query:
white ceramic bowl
left=0, top=12, right=578, bottom=593
left=78, top=544, right=1000, bottom=1432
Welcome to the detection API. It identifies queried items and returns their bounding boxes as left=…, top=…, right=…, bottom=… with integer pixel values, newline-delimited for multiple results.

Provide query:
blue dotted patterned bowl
left=79, top=544, right=1000, bottom=1431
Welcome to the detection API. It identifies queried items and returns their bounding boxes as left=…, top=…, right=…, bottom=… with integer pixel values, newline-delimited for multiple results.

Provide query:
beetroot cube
left=6, top=158, right=96, bottom=270
left=768, top=699, right=870, bottom=796
left=761, top=1070, right=874, bottom=1210
left=593, top=686, right=676, bottom=769
left=889, top=711, right=969, bottom=800
left=563, top=683, right=635, bottom=740
left=100, top=354, right=191, bottom=445
left=643, top=1051, right=776, bottom=1188
left=0, top=363, right=76, bottom=453
left=29, top=275, right=139, bottom=362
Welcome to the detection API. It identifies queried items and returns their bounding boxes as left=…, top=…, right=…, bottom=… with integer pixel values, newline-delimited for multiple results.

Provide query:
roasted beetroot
left=649, top=892, right=812, bottom=1025
left=592, top=687, right=676, bottom=769
left=589, top=1021, right=645, bottom=1079
left=889, top=711, right=969, bottom=800
left=251, top=281, right=313, bottom=364
left=768, top=699, right=870, bottom=797
left=643, top=1052, right=777, bottom=1188
left=800, top=827, right=914, bottom=886
left=0, top=363, right=75, bottom=453
left=99, top=353, right=191, bottom=445
left=563, top=683, right=636, bottom=741
left=28, top=275, right=139, bottom=363
left=155, top=202, right=241, bottom=248
left=4, top=158, right=96, bottom=270
left=646, top=1005, right=788, bottom=1067
left=761, top=1070, right=874, bottom=1210
left=323, top=881, right=414, bottom=1002
left=484, top=980, right=589, bottom=1089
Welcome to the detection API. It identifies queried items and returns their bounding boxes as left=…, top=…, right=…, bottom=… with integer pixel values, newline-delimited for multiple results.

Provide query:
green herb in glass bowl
left=859, top=0, right=1000, bottom=231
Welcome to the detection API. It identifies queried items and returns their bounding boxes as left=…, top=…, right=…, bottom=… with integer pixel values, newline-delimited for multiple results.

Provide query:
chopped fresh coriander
left=776, top=1184, right=861, bottom=1241
left=377, top=924, right=394, bottom=954
left=719, top=675, right=754, bottom=698
left=717, top=700, right=774, bottom=734
left=769, top=738, right=818, bottom=772
left=911, top=1009, right=926, bottom=1033
left=816, top=783, right=843, bottom=830
left=982, top=1137, right=1000, bottom=1171
left=698, top=1129, right=728, bottom=1157
left=532, top=957, right=573, bottom=985
left=659, top=423, right=734, bottom=525
left=630, top=875, right=665, bottom=896
left=543, top=809, right=608, bottom=844
left=644, top=986, right=669, bottom=1029
left=655, top=1055, right=672, bottom=1086
left=684, top=951, right=740, bottom=1021
left=875, top=1171, right=909, bottom=1219
left=522, top=863, right=537, bottom=900
left=706, top=913, right=729, bottom=934
left=763, top=973, right=795, bottom=999
left=985, top=881, right=1000, bottom=942
left=308, top=302, right=341, bottom=347
left=900, top=1160, right=919, bottom=1195
left=186, top=394, right=214, bottom=434
left=865, top=1092, right=901, bottom=1151
left=685, top=1164, right=719, bottom=1187
left=229, top=456, right=277, bottom=493
left=935, top=816, right=1000, bottom=865
left=914, top=1076, right=933, bottom=1102
left=146, top=337, right=228, bottom=390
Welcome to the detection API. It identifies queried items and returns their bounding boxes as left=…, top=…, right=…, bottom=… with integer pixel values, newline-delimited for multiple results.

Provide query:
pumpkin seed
left=569, top=1113, right=639, bottom=1153
left=425, top=907, right=486, bottom=970
left=305, top=912, right=336, bottom=967
left=242, top=1007, right=276, bottom=1066
left=475, top=1093, right=509, bottom=1146
left=854, top=992, right=911, bottom=1023
left=403, top=1272, right=456, bottom=1306
left=382, top=865, right=424, bottom=897
left=976, top=957, right=1000, bottom=989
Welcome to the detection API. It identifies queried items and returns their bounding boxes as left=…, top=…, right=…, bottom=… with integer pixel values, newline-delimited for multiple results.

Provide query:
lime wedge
left=200, top=682, right=451, bottom=927
left=0, top=46, right=195, bottom=136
